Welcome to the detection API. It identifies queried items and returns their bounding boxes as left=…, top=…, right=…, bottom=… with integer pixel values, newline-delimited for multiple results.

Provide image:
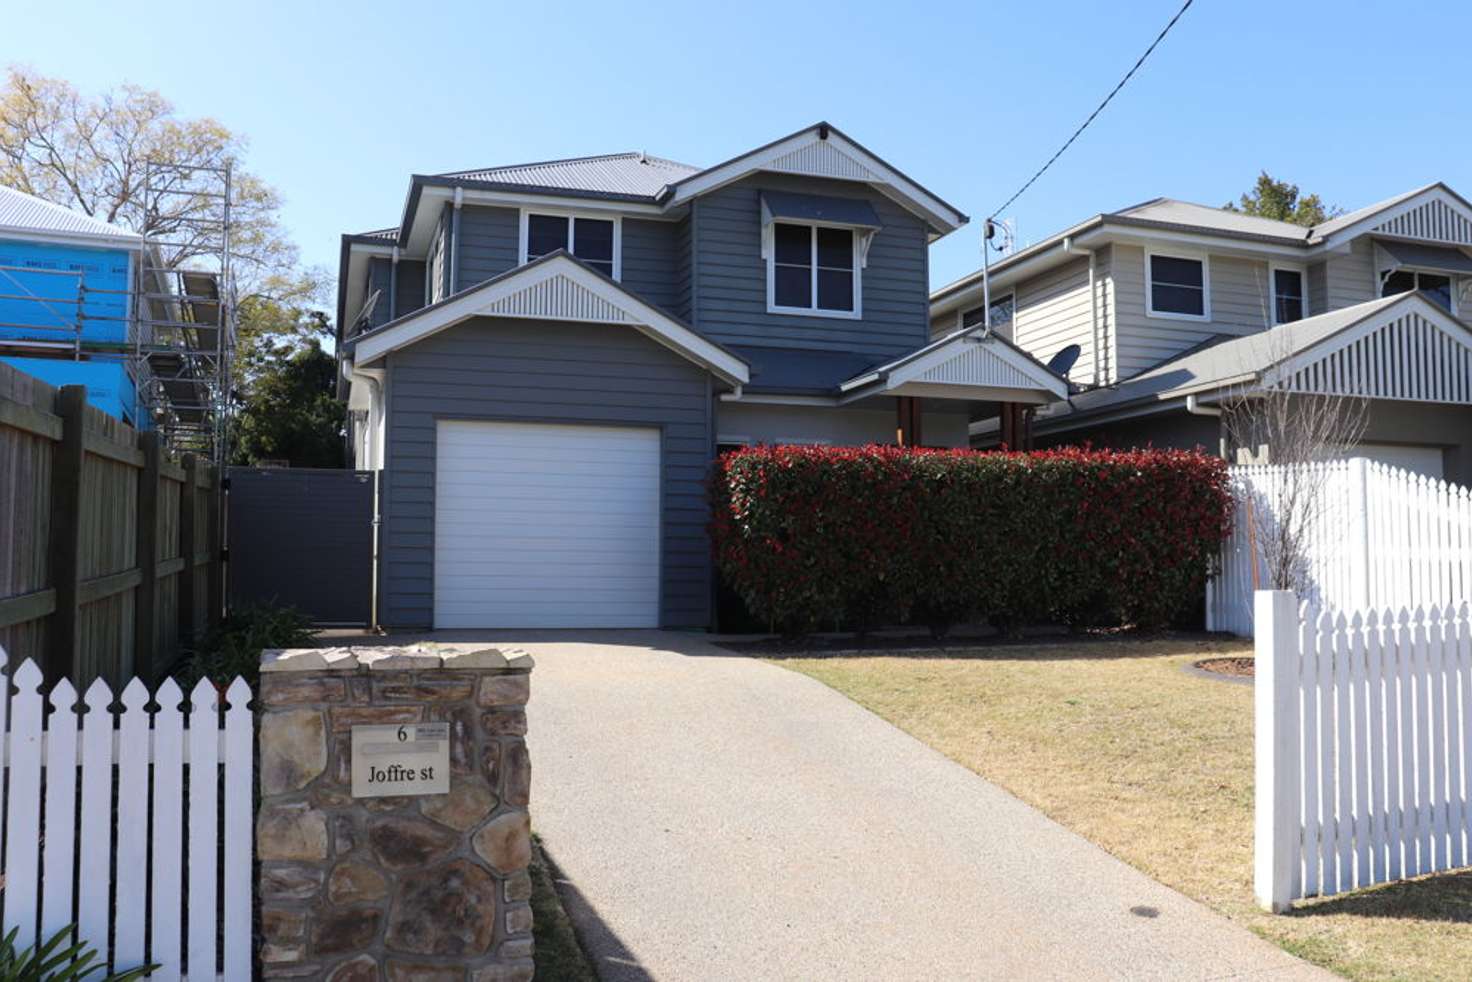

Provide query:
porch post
left=896, top=397, right=922, bottom=447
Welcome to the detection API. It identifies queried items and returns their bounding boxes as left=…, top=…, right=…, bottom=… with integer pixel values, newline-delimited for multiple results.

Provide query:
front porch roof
left=837, top=328, right=1070, bottom=405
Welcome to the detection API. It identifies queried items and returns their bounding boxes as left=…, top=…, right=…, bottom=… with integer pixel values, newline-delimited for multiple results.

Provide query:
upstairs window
left=769, top=223, right=858, bottom=317
left=1272, top=267, right=1306, bottom=324
left=1147, top=251, right=1209, bottom=320
left=522, top=212, right=619, bottom=279
left=1382, top=269, right=1454, bottom=312
left=961, top=293, right=1015, bottom=332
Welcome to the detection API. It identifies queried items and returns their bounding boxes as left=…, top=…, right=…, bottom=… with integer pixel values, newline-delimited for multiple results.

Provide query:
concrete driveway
left=381, top=630, right=1331, bottom=981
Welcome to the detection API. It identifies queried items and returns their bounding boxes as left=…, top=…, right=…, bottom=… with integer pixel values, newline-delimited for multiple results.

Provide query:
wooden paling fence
left=1210, top=458, right=1472, bottom=637
left=0, top=363, right=222, bottom=685
left=0, top=654, right=253, bottom=978
left=1255, top=590, right=1472, bottom=911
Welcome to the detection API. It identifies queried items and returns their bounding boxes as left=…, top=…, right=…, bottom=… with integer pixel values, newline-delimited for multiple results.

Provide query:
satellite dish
left=1047, top=343, right=1082, bottom=379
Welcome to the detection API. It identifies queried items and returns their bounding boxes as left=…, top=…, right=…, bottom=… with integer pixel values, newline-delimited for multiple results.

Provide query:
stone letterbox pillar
left=256, top=645, right=534, bottom=981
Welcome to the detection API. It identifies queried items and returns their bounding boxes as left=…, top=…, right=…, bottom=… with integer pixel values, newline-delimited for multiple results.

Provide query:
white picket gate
left=1254, top=591, right=1472, bottom=911
left=0, top=656, right=253, bottom=979
left=1210, top=459, right=1472, bottom=637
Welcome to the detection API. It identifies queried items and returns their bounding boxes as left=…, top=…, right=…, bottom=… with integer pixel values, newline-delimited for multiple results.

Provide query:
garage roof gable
left=350, top=251, right=750, bottom=386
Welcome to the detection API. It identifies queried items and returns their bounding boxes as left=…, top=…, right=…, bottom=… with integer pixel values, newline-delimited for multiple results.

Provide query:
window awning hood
left=760, top=191, right=882, bottom=229
left=1375, top=239, right=1472, bottom=276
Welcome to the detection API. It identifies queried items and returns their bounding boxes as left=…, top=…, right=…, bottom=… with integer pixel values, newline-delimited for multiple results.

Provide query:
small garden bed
left=776, top=638, right=1472, bottom=982
left=1195, top=655, right=1255, bottom=679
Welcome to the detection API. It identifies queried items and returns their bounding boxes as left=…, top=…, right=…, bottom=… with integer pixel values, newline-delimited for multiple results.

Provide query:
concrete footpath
left=381, top=629, right=1334, bottom=981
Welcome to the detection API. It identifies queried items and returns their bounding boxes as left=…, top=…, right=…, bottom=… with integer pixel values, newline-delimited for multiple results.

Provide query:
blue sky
left=6, top=0, right=1469, bottom=301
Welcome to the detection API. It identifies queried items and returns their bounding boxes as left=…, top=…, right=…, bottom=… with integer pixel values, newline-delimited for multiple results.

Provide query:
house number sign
left=350, top=722, right=451, bottom=798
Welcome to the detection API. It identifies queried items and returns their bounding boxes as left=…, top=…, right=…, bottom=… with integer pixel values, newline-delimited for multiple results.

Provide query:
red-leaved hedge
left=710, top=445, right=1233, bottom=634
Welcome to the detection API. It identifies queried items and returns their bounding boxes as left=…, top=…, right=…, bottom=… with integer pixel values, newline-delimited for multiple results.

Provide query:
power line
left=988, top=0, right=1195, bottom=220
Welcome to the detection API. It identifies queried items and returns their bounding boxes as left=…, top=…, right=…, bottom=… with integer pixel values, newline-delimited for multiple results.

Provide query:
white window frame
left=1145, top=248, right=1211, bottom=322
left=765, top=221, right=863, bottom=320
left=1269, top=263, right=1309, bottom=325
left=1381, top=266, right=1459, bottom=316
left=518, top=208, right=622, bottom=280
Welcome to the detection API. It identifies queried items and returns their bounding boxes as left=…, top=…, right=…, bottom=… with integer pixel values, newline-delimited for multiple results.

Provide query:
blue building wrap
left=0, top=237, right=132, bottom=344
left=0, top=357, right=142, bottom=425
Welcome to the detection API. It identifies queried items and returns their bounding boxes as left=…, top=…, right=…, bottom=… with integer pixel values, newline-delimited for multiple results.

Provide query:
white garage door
left=1338, top=443, right=1445, bottom=480
left=434, top=420, right=661, bottom=628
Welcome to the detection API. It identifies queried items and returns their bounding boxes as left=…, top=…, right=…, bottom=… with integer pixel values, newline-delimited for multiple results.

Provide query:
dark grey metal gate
left=227, top=467, right=375, bottom=625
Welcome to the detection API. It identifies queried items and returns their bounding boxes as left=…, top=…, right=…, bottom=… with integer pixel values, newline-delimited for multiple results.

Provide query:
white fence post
left=1255, top=589, right=1300, bottom=912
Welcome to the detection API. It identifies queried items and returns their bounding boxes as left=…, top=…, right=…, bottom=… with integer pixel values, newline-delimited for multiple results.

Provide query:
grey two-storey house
left=337, top=123, right=1065, bottom=630
left=931, top=183, right=1472, bottom=484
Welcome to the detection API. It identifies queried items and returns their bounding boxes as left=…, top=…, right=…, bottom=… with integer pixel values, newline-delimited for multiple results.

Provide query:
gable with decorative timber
left=912, top=343, right=1045, bottom=390
left=1276, top=309, right=1472, bottom=404
left=1372, top=197, right=1472, bottom=247
left=480, top=272, right=632, bottom=323
left=767, top=139, right=880, bottom=183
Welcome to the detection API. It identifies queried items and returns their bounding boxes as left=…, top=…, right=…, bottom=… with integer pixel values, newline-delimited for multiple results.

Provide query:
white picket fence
left=1210, top=459, right=1472, bottom=637
left=1254, top=591, right=1472, bottom=911
left=0, top=656, right=252, bottom=979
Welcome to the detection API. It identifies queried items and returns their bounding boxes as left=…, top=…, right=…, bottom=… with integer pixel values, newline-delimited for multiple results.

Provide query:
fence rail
left=0, top=655, right=252, bottom=978
left=1255, top=590, right=1472, bottom=911
left=1210, top=459, right=1472, bottom=637
left=0, top=362, right=221, bottom=685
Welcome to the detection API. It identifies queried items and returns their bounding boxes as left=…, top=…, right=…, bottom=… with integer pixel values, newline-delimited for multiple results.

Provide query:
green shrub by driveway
left=712, top=445, right=1232, bottom=634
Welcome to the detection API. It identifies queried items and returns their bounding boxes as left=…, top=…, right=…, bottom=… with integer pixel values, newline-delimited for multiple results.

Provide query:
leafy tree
left=1223, top=172, right=1341, bottom=227
left=0, top=67, right=332, bottom=374
left=231, top=338, right=344, bottom=468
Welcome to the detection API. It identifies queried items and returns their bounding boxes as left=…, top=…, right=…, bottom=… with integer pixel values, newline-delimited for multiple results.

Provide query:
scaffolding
left=132, top=160, right=237, bottom=466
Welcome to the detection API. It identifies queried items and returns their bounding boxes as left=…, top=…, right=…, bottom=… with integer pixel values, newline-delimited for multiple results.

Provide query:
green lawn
left=776, top=638, right=1472, bottom=982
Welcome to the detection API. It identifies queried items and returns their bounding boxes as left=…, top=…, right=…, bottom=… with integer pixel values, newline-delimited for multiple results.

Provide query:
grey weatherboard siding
left=380, top=317, right=714, bottom=628
left=366, top=258, right=430, bottom=329
left=692, top=173, right=930, bottom=359
left=621, top=217, right=685, bottom=318
left=455, top=205, right=520, bottom=290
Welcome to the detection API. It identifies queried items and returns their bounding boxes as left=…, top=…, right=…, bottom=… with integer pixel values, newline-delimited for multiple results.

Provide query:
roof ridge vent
left=637, top=151, right=648, bottom=164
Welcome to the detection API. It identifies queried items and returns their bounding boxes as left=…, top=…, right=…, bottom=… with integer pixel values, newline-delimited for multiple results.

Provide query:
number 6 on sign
left=350, top=723, right=451, bottom=798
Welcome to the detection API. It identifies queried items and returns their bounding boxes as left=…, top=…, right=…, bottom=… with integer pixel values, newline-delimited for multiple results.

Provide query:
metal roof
left=437, top=153, right=699, bottom=199
left=727, top=345, right=878, bottom=395
left=1308, top=184, right=1441, bottom=240
left=0, top=185, right=142, bottom=244
left=1112, top=198, right=1309, bottom=241
left=1377, top=240, right=1472, bottom=274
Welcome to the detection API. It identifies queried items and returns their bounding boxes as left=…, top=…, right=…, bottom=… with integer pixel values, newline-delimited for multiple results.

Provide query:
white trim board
left=352, top=253, right=749, bottom=386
